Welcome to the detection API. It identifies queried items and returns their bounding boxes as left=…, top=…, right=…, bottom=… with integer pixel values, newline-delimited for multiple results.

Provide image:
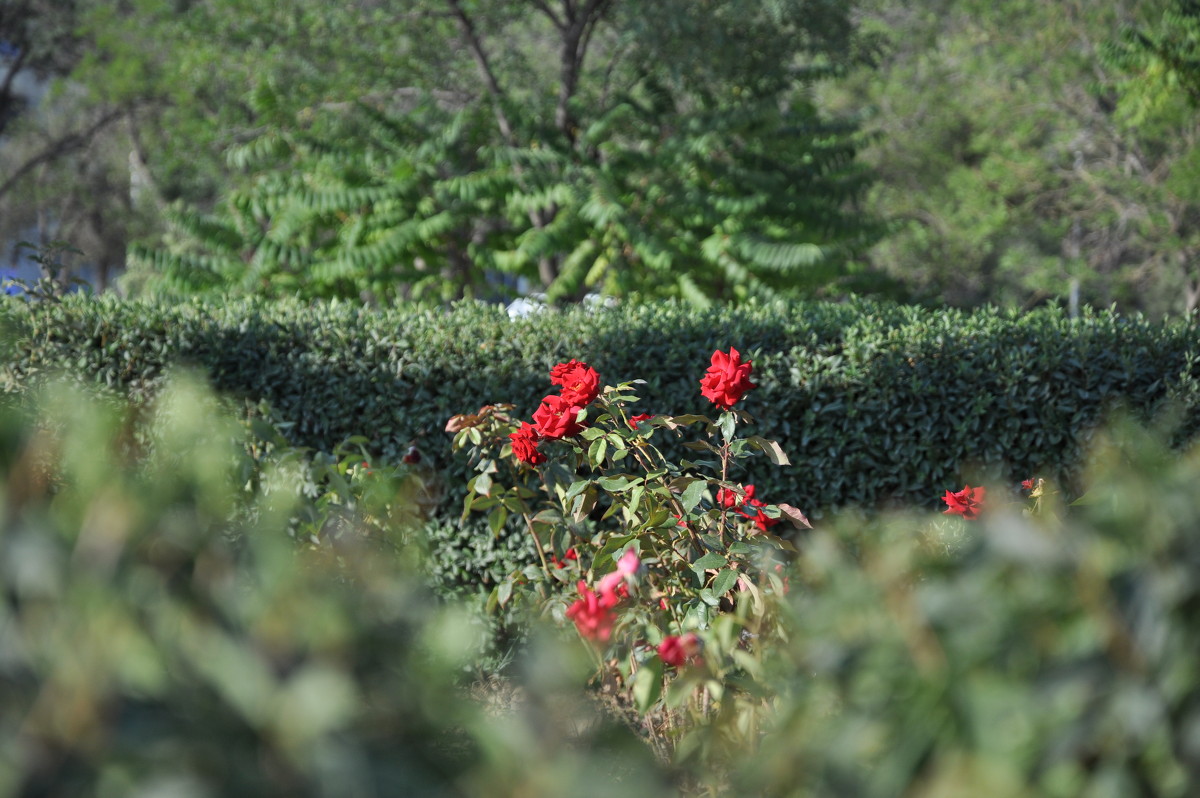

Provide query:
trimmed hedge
left=3, top=295, right=1199, bottom=523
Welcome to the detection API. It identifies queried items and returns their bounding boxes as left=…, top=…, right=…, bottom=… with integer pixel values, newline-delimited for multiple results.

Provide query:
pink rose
left=597, top=549, right=640, bottom=606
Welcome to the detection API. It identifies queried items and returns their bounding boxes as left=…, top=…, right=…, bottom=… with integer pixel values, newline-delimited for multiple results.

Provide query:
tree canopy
left=5, top=0, right=1200, bottom=314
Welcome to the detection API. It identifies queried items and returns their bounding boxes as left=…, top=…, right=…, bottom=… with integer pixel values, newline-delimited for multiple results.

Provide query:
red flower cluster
left=509, top=360, right=601, bottom=466
left=700, top=347, right=756, bottom=410
left=942, top=485, right=985, bottom=520
left=565, top=550, right=639, bottom=641
left=657, top=632, right=702, bottom=668
left=718, top=483, right=780, bottom=533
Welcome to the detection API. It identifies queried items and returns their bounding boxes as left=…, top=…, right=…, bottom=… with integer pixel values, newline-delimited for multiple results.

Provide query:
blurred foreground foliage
left=0, top=378, right=1198, bottom=797
left=0, top=377, right=669, bottom=798
left=735, top=418, right=1200, bottom=797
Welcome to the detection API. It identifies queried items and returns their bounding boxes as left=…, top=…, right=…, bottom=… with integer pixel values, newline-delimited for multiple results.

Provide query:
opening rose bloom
left=532, top=393, right=585, bottom=439
left=508, top=422, right=546, bottom=466
left=943, top=485, right=985, bottom=520
left=550, top=360, right=601, bottom=406
left=628, top=413, right=654, bottom=430
left=658, top=633, right=702, bottom=668
left=700, top=347, right=757, bottom=410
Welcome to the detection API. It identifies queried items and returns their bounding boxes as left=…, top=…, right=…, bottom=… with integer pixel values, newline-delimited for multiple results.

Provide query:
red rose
left=508, top=422, right=546, bottom=465
left=532, top=394, right=585, bottom=439
left=750, top=507, right=781, bottom=533
left=942, top=485, right=985, bottom=520
left=658, top=632, right=701, bottom=668
left=550, top=360, right=601, bottom=406
left=717, top=483, right=755, bottom=509
left=550, top=547, right=578, bottom=569
left=726, top=484, right=778, bottom=532
left=700, top=347, right=757, bottom=410
left=628, top=413, right=654, bottom=429
left=549, top=359, right=583, bottom=384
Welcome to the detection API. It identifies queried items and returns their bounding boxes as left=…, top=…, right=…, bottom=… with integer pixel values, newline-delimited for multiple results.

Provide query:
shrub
left=3, top=294, right=1199, bottom=587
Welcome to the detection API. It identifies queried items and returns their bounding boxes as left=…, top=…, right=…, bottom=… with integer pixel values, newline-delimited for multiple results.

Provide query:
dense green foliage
left=4, top=296, right=1198, bottom=514
left=2, top=355, right=1198, bottom=797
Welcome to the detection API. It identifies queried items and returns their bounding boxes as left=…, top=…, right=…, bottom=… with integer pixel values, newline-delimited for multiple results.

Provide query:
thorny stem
left=719, top=438, right=731, bottom=542
left=628, top=442, right=701, bottom=556
left=521, top=509, right=553, bottom=580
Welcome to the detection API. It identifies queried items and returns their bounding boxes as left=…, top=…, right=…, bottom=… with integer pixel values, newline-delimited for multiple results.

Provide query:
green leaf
left=680, top=478, right=708, bottom=513
left=563, top=479, right=590, bottom=504
left=682, top=601, right=710, bottom=630
left=718, top=411, right=737, bottom=442
left=597, top=476, right=635, bottom=492
left=646, top=506, right=672, bottom=528
left=711, top=568, right=739, bottom=596
left=497, top=578, right=513, bottom=607
left=746, top=436, right=791, bottom=465
left=629, top=484, right=644, bottom=514
left=665, top=414, right=711, bottom=429
left=633, top=658, right=664, bottom=712
left=594, top=534, right=637, bottom=568
left=488, top=507, right=508, bottom=537
left=572, top=487, right=598, bottom=522
left=587, top=436, right=608, bottom=467
left=692, top=552, right=726, bottom=572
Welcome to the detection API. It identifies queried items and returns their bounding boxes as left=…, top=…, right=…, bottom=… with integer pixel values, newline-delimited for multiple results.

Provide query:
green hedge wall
left=3, top=294, right=1199, bottom=524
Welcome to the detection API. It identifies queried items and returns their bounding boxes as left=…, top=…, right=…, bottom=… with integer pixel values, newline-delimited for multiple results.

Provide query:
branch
left=554, top=0, right=613, bottom=141
left=0, top=46, right=29, bottom=137
left=445, top=0, right=516, bottom=144
left=0, top=46, right=29, bottom=106
left=0, top=106, right=127, bottom=201
left=529, top=0, right=565, bottom=30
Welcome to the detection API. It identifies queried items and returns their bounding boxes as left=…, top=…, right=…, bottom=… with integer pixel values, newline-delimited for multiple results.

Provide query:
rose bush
left=448, top=350, right=810, bottom=753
